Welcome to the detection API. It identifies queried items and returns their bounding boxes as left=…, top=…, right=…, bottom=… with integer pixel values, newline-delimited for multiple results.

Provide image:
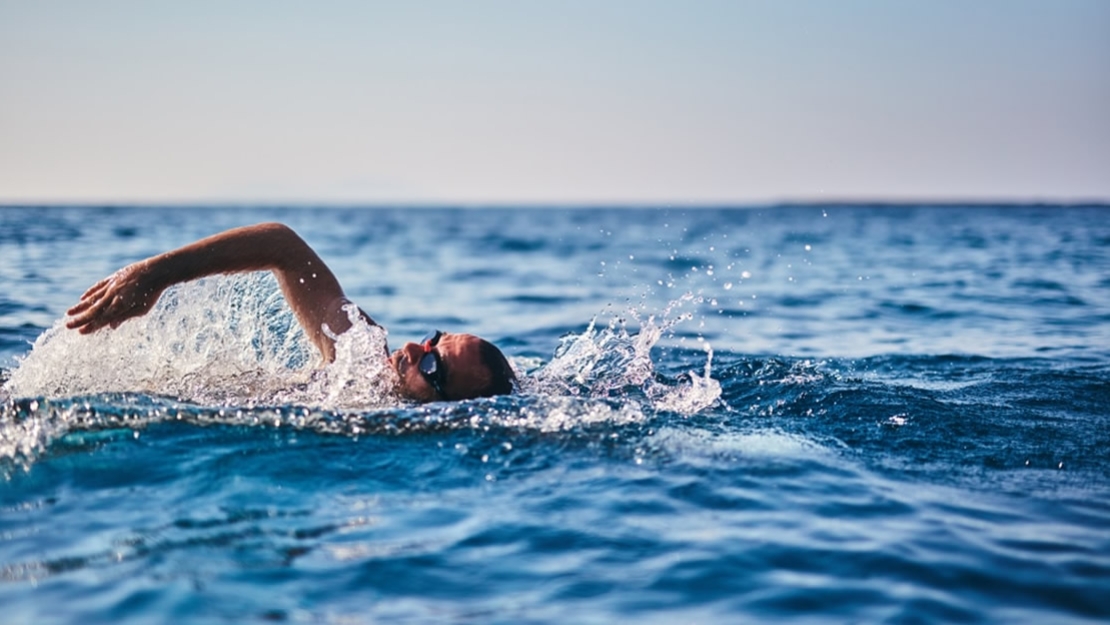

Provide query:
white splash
left=525, top=293, right=721, bottom=416
left=649, top=342, right=720, bottom=415
left=4, top=274, right=397, bottom=410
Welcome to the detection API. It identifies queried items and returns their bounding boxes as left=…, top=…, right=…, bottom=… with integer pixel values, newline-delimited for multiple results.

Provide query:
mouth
left=389, top=349, right=406, bottom=373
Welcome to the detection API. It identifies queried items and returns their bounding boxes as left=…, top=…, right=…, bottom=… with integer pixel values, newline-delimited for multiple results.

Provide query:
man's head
left=390, top=331, right=515, bottom=402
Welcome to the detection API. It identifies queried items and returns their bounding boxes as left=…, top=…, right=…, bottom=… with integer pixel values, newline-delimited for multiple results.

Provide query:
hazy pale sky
left=2, top=1, right=1108, bottom=204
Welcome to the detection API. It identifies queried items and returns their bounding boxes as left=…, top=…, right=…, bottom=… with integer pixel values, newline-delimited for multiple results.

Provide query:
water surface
left=2, top=205, right=1109, bottom=623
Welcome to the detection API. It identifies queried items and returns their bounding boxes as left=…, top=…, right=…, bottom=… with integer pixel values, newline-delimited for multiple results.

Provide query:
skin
left=65, top=222, right=494, bottom=402
left=390, top=333, right=493, bottom=402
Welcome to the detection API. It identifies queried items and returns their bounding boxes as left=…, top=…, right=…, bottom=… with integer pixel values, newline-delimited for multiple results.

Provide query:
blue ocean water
left=1, top=205, right=1109, bottom=623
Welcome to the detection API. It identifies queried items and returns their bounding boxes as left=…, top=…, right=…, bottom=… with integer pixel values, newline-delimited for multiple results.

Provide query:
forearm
left=152, top=223, right=334, bottom=288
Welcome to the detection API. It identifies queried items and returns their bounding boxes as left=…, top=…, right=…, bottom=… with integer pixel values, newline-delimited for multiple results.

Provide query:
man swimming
left=65, top=222, right=515, bottom=402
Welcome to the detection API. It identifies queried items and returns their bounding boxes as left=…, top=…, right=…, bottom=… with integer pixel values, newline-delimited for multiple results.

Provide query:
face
left=389, top=332, right=493, bottom=402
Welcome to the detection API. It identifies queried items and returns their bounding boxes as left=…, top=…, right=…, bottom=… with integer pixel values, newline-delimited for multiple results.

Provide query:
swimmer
left=64, top=222, right=515, bottom=402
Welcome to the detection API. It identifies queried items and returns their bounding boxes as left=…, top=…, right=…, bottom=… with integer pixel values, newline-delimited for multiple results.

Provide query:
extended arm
left=65, top=222, right=371, bottom=362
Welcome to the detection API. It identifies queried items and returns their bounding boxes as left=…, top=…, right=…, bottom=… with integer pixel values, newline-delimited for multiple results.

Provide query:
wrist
left=142, top=253, right=177, bottom=293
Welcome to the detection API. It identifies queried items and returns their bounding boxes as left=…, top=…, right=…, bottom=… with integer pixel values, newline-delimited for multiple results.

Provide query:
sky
left=1, top=1, right=1108, bottom=205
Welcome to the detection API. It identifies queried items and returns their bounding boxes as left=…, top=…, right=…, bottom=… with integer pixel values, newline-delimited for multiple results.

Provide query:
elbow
left=252, top=222, right=319, bottom=272
left=257, top=222, right=307, bottom=253
left=256, top=222, right=297, bottom=239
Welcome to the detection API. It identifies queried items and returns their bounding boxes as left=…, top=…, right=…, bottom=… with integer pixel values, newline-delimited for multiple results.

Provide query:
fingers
left=65, top=288, right=119, bottom=332
left=67, top=278, right=112, bottom=316
left=67, top=296, right=98, bottom=316
left=65, top=267, right=156, bottom=335
left=70, top=305, right=119, bottom=334
left=66, top=270, right=123, bottom=328
left=81, top=276, right=112, bottom=299
left=65, top=298, right=110, bottom=332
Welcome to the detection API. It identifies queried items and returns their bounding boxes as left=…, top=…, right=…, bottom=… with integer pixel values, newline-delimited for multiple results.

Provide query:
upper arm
left=261, top=224, right=377, bottom=361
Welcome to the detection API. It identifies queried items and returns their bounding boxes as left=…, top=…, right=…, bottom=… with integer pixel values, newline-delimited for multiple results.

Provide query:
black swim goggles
left=419, top=330, right=448, bottom=399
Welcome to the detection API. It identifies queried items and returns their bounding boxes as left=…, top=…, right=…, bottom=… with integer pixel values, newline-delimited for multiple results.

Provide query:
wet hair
left=469, top=339, right=516, bottom=399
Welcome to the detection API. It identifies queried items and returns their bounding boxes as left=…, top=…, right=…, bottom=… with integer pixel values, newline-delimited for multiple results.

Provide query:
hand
left=66, top=260, right=166, bottom=334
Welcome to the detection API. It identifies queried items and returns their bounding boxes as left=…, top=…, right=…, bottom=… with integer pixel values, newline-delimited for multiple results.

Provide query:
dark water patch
left=656, top=255, right=713, bottom=273
left=0, top=300, right=24, bottom=316
left=481, top=233, right=548, bottom=253
left=347, top=284, right=397, bottom=298
left=777, top=293, right=834, bottom=309
left=501, top=294, right=581, bottom=306
left=777, top=232, right=831, bottom=251
left=714, top=306, right=756, bottom=319
left=447, top=267, right=508, bottom=281
left=1031, top=294, right=1089, bottom=308
left=0, top=210, right=82, bottom=244
left=0, top=324, right=43, bottom=350
left=394, top=314, right=470, bottom=328
left=878, top=300, right=960, bottom=319
left=708, top=354, right=1110, bottom=496
left=1012, top=277, right=1068, bottom=292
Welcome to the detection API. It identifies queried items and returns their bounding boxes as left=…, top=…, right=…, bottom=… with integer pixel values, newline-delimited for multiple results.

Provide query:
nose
left=402, top=341, right=424, bottom=363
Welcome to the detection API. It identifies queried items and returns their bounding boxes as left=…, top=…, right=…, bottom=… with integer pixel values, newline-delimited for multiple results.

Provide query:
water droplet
left=724, top=282, right=733, bottom=290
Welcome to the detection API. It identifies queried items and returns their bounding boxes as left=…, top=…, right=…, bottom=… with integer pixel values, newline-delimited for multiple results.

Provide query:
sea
left=1, top=205, right=1108, bottom=624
